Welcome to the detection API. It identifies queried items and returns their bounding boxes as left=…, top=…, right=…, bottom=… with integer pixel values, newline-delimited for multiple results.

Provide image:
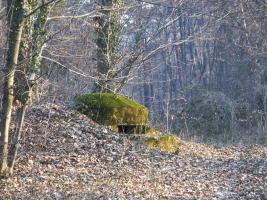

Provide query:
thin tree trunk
left=0, top=0, right=25, bottom=176
left=8, top=105, right=27, bottom=175
left=7, top=1, right=49, bottom=175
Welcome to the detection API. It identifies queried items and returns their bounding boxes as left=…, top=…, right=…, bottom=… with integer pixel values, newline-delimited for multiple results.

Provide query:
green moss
left=144, top=127, right=160, bottom=135
left=145, top=134, right=180, bottom=153
left=76, top=93, right=146, bottom=110
left=75, top=93, right=148, bottom=128
left=158, top=135, right=180, bottom=153
left=146, top=137, right=158, bottom=148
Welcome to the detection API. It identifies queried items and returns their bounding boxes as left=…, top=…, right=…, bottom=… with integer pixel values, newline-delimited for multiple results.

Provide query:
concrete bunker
left=75, top=93, right=149, bottom=134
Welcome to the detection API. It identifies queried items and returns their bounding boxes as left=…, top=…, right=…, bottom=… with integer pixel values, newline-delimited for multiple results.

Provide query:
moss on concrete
left=75, top=93, right=148, bottom=130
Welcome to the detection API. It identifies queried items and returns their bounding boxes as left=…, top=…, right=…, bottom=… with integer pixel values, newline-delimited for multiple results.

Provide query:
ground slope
left=0, top=104, right=266, bottom=199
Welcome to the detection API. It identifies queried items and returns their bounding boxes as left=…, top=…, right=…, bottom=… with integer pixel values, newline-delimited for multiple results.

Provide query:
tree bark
left=8, top=105, right=27, bottom=175
left=94, top=0, right=123, bottom=93
left=0, top=0, right=25, bottom=176
left=7, top=2, right=49, bottom=175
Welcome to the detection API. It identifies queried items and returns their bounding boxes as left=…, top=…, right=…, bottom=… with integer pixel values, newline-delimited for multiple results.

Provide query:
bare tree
left=0, top=0, right=26, bottom=176
left=0, top=0, right=59, bottom=177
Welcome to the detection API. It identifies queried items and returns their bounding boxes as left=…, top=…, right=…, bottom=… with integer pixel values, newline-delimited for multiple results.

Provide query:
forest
left=0, top=0, right=266, bottom=199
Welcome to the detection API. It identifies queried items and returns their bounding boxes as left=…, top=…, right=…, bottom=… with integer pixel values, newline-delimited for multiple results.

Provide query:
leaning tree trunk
left=0, top=0, right=25, bottom=176
left=8, top=2, right=49, bottom=175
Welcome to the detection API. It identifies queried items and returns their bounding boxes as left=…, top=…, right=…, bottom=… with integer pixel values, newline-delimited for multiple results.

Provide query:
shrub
left=178, top=90, right=233, bottom=136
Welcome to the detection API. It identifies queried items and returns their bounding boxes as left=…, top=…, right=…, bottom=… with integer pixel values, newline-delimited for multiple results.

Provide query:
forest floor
left=0, top=104, right=266, bottom=199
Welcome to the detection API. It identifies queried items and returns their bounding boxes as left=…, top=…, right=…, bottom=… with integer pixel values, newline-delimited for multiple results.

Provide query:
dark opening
left=118, top=125, right=146, bottom=134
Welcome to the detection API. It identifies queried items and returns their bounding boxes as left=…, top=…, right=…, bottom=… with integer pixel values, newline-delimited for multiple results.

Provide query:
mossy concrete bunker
left=75, top=93, right=149, bottom=133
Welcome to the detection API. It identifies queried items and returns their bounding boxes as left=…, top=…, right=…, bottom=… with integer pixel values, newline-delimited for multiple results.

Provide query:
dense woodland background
left=0, top=0, right=266, bottom=145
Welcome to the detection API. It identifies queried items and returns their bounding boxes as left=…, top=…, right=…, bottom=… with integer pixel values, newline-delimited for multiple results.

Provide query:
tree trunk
left=7, top=2, right=49, bottom=175
left=0, top=0, right=25, bottom=176
left=94, top=0, right=123, bottom=93
left=8, top=105, right=27, bottom=175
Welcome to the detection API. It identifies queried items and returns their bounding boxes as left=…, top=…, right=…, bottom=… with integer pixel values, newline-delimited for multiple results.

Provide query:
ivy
left=95, top=0, right=124, bottom=91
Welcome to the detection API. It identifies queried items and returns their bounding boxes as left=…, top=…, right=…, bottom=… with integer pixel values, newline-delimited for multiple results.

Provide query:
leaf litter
left=0, top=104, right=266, bottom=199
